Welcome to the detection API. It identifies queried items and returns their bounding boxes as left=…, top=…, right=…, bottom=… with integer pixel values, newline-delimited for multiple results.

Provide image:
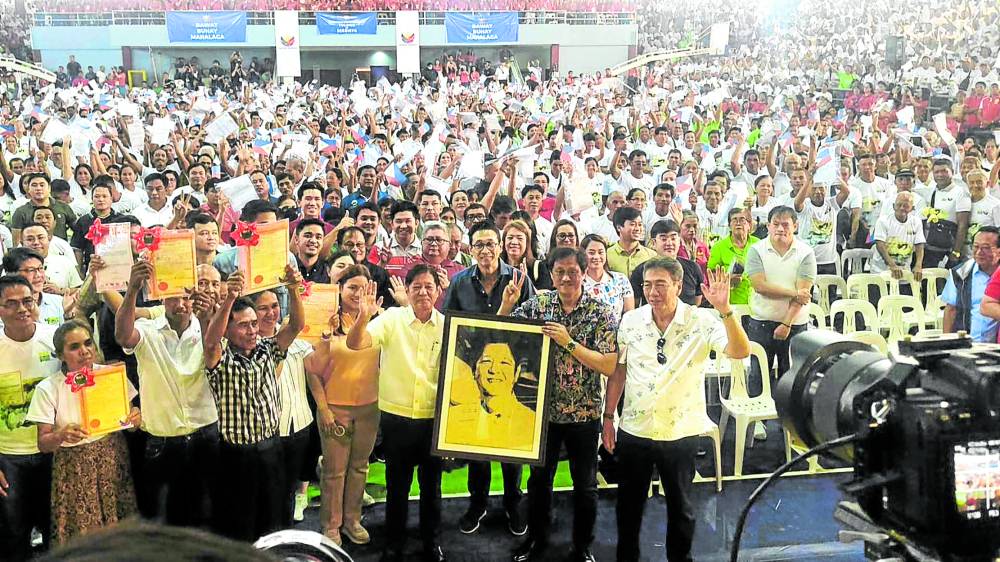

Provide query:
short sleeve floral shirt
left=512, top=292, right=618, bottom=423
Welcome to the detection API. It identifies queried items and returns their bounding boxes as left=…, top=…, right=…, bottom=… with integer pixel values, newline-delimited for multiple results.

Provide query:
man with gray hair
left=604, top=257, right=749, bottom=561
left=401, top=221, right=465, bottom=309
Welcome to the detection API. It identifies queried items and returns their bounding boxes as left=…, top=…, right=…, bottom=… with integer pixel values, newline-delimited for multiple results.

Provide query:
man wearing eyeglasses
left=499, top=247, right=618, bottom=562
left=443, top=221, right=535, bottom=539
left=400, top=222, right=464, bottom=311
left=603, top=258, right=749, bottom=562
left=0, top=275, right=62, bottom=561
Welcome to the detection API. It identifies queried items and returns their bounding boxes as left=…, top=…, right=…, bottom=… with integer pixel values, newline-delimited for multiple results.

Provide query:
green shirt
left=10, top=198, right=78, bottom=241
left=607, top=242, right=657, bottom=278
left=837, top=71, right=857, bottom=90
left=707, top=235, right=760, bottom=304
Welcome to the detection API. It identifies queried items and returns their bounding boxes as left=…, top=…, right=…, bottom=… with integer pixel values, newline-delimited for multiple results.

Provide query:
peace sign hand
left=501, top=262, right=528, bottom=312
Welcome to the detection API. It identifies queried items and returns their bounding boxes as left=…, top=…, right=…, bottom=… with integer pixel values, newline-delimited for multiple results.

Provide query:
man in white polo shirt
left=745, top=205, right=816, bottom=396
left=115, top=260, right=219, bottom=527
left=603, top=258, right=749, bottom=562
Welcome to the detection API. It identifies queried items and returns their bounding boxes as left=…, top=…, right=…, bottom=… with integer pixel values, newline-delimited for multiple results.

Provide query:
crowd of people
left=0, top=0, right=998, bottom=561
left=30, top=0, right=634, bottom=13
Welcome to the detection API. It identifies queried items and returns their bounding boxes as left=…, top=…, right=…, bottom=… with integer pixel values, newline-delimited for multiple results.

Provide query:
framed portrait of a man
left=432, top=312, right=556, bottom=465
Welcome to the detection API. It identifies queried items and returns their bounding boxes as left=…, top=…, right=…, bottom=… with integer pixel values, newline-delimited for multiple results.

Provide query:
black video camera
left=776, top=330, right=1000, bottom=561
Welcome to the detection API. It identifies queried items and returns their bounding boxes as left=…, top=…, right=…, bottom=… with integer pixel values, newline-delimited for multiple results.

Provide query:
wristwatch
left=566, top=340, right=578, bottom=353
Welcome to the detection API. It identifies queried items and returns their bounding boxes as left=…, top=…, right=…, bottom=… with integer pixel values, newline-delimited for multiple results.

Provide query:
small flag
left=320, top=136, right=340, bottom=155
left=675, top=174, right=693, bottom=195
left=97, top=95, right=112, bottom=111
left=833, top=108, right=848, bottom=126
left=560, top=145, right=573, bottom=163
left=270, top=128, right=285, bottom=140
left=807, top=106, right=820, bottom=123
left=778, top=130, right=794, bottom=151
left=385, top=163, right=409, bottom=187
left=252, top=139, right=273, bottom=157
left=350, top=127, right=368, bottom=147
left=29, top=106, right=46, bottom=121
left=815, top=145, right=835, bottom=169
left=0, top=125, right=14, bottom=138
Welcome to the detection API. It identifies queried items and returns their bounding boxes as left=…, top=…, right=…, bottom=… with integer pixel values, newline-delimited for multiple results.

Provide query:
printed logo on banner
left=280, top=36, right=296, bottom=47
left=166, top=11, right=247, bottom=43
left=316, top=12, right=379, bottom=35
left=444, top=12, right=519, bottom=44
left=400, top=32, right=415, bottom=44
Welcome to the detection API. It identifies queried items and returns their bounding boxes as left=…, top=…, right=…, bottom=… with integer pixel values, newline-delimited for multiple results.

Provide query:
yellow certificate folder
left=79, top=364, right=132, bottom=437
left=147, top=229, right=197, bottom=300
left=300, top=283, right=339, bottom=345
left=238, top=219, right=290, bottom=294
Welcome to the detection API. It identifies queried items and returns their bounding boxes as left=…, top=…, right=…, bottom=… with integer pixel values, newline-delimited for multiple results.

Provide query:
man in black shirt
left=292, top=218, right=331, bottom=283
left=66, top=55, right=81, bottom=80
left=443, top=222, right=535, bottom=537
left=630, top=220, right=703, bottom=307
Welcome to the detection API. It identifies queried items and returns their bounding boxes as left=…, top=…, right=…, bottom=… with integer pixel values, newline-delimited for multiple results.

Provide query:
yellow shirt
left=367, top=306, right=444, bottom=419
left=323, top=335, right=380, bottom=407
left=607, top=242, right=657, bottom=277
left=445, top=395, right=536, bottom=452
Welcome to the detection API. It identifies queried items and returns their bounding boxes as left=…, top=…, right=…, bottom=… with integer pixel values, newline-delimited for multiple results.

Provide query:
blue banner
left=166, top=11, right=247, bottom=43
left=316, top=12, right=378, bottom=35
left=445, top=12, right=519, bottom=44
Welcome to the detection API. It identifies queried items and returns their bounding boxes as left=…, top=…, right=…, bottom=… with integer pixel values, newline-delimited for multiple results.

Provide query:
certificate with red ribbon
left=237, top=219, right=289, bottom=294
left=94, top=222, right=134, bottom=292
left=75, top=364, right=132, bottom=437
left=146, top=229, right=197, bottom=300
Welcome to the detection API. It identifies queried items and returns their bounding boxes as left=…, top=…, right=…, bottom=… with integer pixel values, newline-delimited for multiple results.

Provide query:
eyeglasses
left=424, top=237, right=447, bottom=246
left=556, top=233, right=577, bottom=241
left=18, top=267, right=44, bottom=275
left=472, top=241, right=498, bottom=251
left=656, top=337, right=667, bottom=365
left=2, top=297, right=36, bottom=311
left=340, top=242, right=365, bottom=250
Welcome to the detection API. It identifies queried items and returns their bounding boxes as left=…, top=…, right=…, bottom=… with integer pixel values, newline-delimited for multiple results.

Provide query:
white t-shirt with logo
left=849, top=175, right=893, bottom=226
left=922, top=183, right=972, bottom=221
left=796, top=197, right=841, bottom=265
left=969, top=194, right=1000, bottom=244
left=871, top=213, right=926, bottom=273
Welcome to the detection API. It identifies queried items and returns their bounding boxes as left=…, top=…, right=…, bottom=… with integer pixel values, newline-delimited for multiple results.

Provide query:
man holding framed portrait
left=499, top=247, right=619, bottom=562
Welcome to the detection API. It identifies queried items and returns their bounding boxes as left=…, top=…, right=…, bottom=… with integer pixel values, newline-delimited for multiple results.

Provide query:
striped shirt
left=206, top=336, right=287, bottom=445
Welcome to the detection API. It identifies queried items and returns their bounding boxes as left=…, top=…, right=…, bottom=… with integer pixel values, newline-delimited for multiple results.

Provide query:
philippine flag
left=320, top=136, right=340, bottom=155
left=252, top=139, right=273, bottom=157
left=675, top=174, right=693, bottom=195
left=385, top=163, right=408, bottom=187
left=0, top=125, right=14, bottom=138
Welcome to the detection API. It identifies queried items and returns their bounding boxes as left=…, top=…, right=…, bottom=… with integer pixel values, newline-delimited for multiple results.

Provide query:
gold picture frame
left=432, top=312, right=555, bottom=466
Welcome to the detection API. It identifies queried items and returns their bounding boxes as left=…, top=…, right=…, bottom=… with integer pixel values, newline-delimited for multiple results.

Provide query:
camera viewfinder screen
left=954, top=440, right=1000, bottom=521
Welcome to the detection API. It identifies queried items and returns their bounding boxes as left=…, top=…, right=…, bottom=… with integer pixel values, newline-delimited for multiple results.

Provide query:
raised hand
left=701, top=267, right=732, bottom=312
left=389, top=275, right=408, bottom=307
left=501, top=263, right=527, bottom=312
left=358, top=280, right=383, bottom=320
left=226, top=270, right=245, bottom=298
left=127, top=260, right=154, bottom=292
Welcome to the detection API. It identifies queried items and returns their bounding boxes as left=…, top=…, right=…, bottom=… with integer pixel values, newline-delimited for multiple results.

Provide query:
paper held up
left=932, top=112, right=956, bottom=146
left=217, top=174, right=258, bottom=214
left=204, top=113, right=240, bottom=144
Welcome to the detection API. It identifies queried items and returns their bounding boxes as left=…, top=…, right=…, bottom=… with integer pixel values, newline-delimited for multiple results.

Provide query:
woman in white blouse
left=27, top=319, right=140, bottom=545
left=580, top=233, right=635, bottom=318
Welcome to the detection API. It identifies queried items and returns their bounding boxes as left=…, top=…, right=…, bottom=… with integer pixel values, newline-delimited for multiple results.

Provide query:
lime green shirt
left=837, top=71, right=857, bottom=90
left=707, top=235, right=760, bottom=304
left=607, top=242, right=657, bottom=278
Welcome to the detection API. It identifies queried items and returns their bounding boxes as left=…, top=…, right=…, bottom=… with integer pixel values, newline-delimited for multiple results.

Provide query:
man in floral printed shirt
left=499, top=247, right=619, bottom=562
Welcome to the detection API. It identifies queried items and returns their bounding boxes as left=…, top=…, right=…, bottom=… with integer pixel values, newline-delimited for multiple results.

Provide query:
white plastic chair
left=852, top=330, right=889, bottom=354
left=846, top=273, right=888, bottom=302
left=920, top=267, right=950, bottom=330
left=878, top=270, right=922, bottom=303
left=813, top=274, right=846, bottom=316
left=697, top=418, right=723, bottom=492
left=830, top=298, right=879, bottom=334
left=718, top=342, right=782, bottom=477
left=806, top=302, right=828, bottom=329
left=841, top=248, right=873, bottom=277
left=877, top=295, right=926, bottom=346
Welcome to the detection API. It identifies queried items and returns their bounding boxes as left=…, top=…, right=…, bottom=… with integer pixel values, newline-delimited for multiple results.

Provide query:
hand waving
left=701, top=267, right=732, bottom=312
left=501, top=263, right=527, bottom=312
left=358, top=280, right=383, bottom=320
